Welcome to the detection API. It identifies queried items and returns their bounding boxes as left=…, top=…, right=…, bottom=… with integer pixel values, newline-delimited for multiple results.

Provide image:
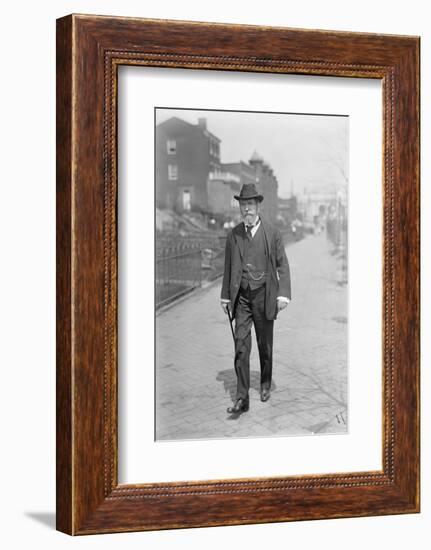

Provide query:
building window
left=167, top=140, right=176, bottom=154
left=168, top=164, right=178, bottom=180
left=182, top=190, right=191, bottom=211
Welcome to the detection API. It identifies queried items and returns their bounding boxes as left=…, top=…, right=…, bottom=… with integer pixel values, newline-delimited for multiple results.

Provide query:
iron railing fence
left=156, top=233, right=226, bottom=309
left=156, top=232, right=223, bottom=257
left=156, top=248, right=202, bottom=309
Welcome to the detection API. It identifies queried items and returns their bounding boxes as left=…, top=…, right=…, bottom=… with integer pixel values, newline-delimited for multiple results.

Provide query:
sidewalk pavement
left=155, top=232, right=348, bottom=441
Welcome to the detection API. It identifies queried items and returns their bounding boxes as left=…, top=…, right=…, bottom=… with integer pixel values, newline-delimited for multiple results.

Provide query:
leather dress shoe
left=260, top=388, right=271, bottom=402
left=227, top=397, right=249, bottom=414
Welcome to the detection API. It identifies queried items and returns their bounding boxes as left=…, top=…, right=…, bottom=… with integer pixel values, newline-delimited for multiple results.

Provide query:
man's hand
left=221, top=300, right=231, bottom=315
left=277, top=298, right=290, bottom=313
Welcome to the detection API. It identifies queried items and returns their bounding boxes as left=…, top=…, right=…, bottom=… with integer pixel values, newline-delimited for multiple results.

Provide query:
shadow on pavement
left=216, top=369, right=277, bottom=400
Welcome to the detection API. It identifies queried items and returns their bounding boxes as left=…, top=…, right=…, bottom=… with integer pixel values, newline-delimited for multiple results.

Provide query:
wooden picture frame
left=56, top=14, right=420, bottom=535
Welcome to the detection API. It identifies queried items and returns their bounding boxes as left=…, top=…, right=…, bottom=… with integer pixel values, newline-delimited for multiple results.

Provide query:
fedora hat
left=234, top=183, right=264, bottom=202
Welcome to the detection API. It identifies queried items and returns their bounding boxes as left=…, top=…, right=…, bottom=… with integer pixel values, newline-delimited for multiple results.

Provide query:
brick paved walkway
left=155, top=233, right=347, bottom=440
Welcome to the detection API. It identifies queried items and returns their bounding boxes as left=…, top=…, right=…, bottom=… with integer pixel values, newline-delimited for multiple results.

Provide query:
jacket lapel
left=260, top=218, right=271, bottom=260
left=233, top=224, right=245, bottom=261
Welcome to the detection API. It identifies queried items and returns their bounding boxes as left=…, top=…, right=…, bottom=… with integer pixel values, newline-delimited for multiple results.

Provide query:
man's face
left=239, top=198, right=259, bottom=225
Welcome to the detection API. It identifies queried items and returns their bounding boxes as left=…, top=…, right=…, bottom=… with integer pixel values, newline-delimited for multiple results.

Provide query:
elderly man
left=221, top=183, right=291, bottom=414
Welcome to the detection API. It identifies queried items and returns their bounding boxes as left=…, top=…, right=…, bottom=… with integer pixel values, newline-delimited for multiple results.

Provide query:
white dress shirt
left=246, top=218, right=262, bottom=238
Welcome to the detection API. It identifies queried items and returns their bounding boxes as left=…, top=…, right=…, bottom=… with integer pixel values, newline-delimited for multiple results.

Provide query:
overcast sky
left=156, top=108, right=349, bottom=199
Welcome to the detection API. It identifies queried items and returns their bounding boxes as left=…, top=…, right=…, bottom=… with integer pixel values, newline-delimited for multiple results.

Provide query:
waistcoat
left=240, top=224, right=268, bottom=290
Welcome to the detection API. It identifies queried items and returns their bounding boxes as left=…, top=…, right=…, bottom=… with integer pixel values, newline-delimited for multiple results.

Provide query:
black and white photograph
left=155, top=107, right=348, bottom=441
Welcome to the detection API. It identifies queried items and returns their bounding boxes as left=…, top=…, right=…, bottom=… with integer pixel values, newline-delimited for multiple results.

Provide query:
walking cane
left=226, top=305, right=235, bottom=344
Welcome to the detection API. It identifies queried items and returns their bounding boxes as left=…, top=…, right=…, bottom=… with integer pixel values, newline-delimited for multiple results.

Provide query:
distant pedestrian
left=220, top=183, right=291, bottom=414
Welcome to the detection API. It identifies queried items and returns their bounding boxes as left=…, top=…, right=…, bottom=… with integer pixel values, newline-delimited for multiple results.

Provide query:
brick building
left=156, top=117, right=279, bottom=221
left=156, top=116, right=225, bottom=213
left=221, top=160, right=258, bottom=187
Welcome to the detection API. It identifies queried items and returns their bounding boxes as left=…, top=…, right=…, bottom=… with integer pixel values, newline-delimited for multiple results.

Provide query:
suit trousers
left=234, top=285, right=274, bottom=400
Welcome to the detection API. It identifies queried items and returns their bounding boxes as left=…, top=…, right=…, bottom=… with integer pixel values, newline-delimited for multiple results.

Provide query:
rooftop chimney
left=198, top=117, right=207, bottom=130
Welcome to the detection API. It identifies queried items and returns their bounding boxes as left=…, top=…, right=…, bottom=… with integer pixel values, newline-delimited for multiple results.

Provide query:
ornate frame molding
left=57, top=15, right=419, bottom=534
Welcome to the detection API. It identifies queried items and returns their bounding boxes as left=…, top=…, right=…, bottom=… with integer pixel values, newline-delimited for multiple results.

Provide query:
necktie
left=246, top=225, right=253, bottom=239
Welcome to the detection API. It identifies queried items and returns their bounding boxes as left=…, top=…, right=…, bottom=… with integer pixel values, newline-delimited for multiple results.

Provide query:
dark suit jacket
left=221, top=218, right=291, bottom=320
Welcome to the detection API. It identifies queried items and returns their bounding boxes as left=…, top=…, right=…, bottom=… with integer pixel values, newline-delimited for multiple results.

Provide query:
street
left=155, top=232, right=348, bottom=441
